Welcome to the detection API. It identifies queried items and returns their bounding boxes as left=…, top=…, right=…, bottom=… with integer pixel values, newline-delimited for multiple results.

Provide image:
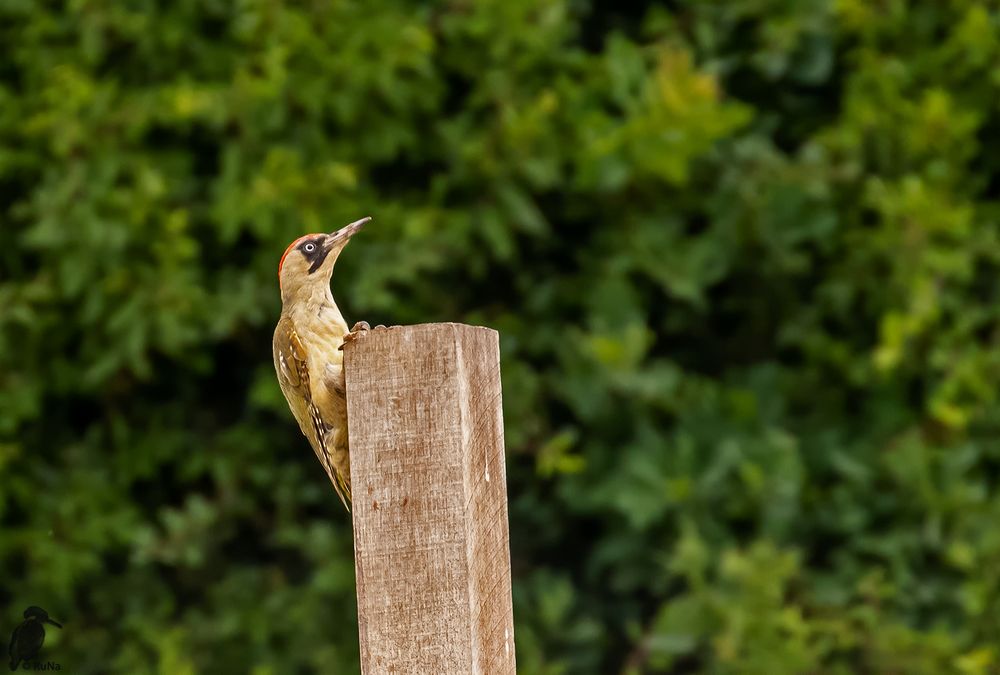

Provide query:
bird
left=272, top=216, right=377, bottom=510
left=8, top=606, right=61, bottom=671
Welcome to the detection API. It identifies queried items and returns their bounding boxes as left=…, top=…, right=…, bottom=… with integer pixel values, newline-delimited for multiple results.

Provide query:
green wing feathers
left=273, top=317, right=352, bottom=510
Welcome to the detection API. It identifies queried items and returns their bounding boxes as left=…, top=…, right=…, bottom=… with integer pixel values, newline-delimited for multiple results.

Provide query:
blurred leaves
left=3, top=0, right=1000, bottom=673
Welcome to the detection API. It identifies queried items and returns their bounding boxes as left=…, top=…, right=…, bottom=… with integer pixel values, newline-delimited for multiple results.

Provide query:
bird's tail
left=317, top=428, right=352, bottom=512
left=10, top=658, right=20, bottom=671
left=333, top=469, right=352, bottom=512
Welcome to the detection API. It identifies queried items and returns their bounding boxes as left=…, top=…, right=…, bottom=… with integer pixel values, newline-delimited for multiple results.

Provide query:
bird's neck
left=282, top=284, right=349, bottom=333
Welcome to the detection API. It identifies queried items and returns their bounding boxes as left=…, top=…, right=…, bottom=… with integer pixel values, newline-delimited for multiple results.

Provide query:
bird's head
left=278, top=216, right=371, bottom=304
left=22, top=606, right=61, bottom=628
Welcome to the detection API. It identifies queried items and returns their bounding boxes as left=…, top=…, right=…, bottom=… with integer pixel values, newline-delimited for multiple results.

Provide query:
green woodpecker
left=273, top=216, right=374, bottom=510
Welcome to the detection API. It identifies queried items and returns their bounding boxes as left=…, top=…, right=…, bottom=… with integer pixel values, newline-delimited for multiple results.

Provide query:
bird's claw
left=340, top=321, right=386, bottom=350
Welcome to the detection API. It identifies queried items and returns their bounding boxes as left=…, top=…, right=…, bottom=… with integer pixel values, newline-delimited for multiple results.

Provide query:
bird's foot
left=340, top=322, right=387, bottom=350
left=340, top=321, right=370, bottom=349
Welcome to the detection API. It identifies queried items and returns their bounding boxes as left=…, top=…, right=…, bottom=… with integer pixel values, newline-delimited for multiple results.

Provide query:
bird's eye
left=304, top=243, right=316, bottom=253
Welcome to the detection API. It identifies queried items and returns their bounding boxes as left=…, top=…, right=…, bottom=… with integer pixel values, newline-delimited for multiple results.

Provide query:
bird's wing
left=9, top=622, right=20, bottom=668
left=273, top=316, right=351, bottom=509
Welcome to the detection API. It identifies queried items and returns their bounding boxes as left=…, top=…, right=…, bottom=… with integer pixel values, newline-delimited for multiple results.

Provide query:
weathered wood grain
left=344, top=323, right=516, bottom=674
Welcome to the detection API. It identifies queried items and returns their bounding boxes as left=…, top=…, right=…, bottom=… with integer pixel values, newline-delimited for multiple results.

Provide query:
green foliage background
left=3, top=1, right=1000, bottom=673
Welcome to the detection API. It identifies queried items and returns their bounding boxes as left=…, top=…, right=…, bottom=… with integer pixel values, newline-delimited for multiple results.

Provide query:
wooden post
left=344, top=323, right=516, bottom=674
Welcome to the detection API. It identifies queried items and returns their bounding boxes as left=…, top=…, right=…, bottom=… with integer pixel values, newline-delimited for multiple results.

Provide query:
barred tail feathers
left=309, top=405, right=351, bottom=512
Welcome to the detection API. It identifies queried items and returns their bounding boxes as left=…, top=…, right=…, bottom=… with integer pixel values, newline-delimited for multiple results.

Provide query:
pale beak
left=327, top=216, right=372, bottom=246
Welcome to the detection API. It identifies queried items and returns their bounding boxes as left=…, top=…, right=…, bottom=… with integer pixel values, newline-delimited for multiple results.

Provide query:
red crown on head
left=278, top=234, right=323, bottom=285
